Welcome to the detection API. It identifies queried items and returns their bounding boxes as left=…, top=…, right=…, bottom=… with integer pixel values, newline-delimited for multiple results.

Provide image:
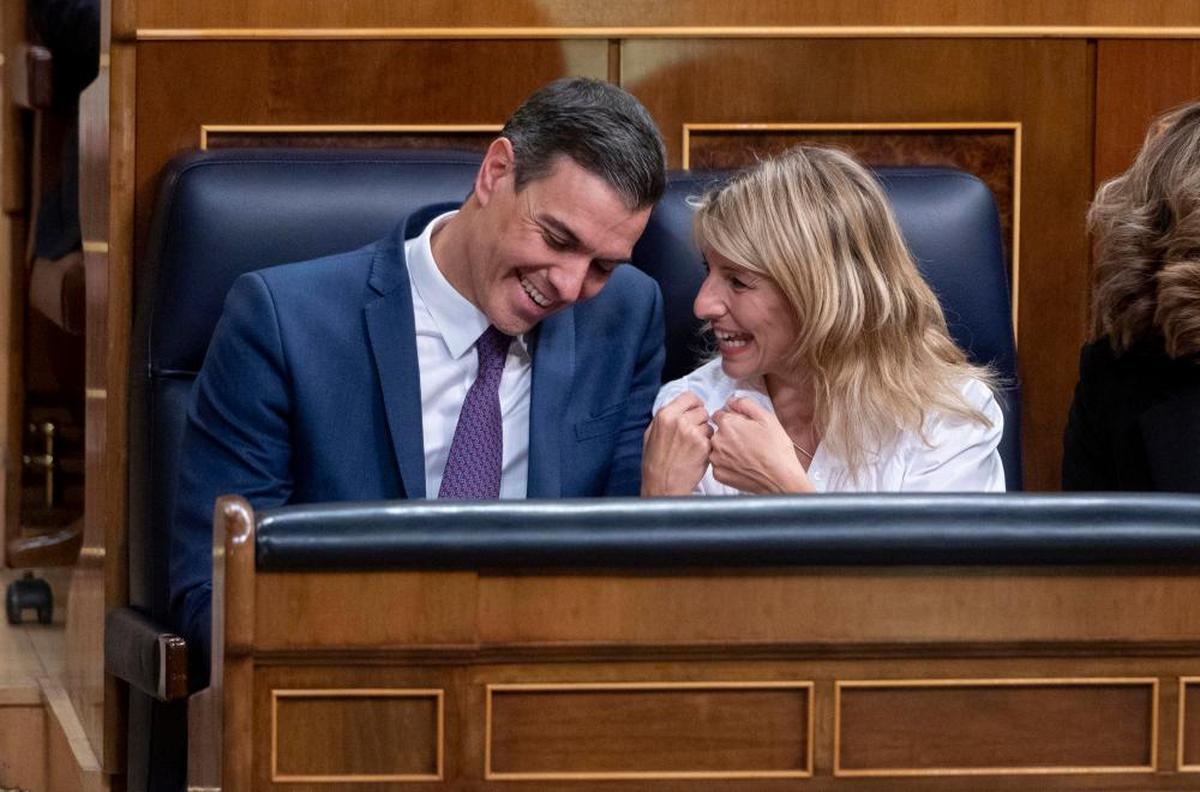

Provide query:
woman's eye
left=543, top=233, right=569, bottom=251
left=729, top=276, right=750, bottom=290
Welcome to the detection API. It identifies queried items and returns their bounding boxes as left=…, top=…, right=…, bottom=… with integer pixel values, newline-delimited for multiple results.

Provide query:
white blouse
left=652, top=359, right=1006, bottom=494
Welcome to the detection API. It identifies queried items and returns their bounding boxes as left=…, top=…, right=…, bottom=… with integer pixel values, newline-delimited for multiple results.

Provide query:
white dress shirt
left=405, top=212, right=532, bottom=498
left=653, top=358, right=1006, bottom=494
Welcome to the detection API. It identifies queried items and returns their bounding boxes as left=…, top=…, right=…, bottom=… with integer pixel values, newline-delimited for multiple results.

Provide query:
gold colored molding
left=85, top=388, right=107, bottom=400
left=199, top=123, right=501, bottom=150
left=136, top=26, right=1200, bottom=41
left=834, top=677, right=1159, bottom=778
left=683, top=121, right=1022, bottom=341
left=82, top=239, right=109, bottom=254
left=270, top=688, right=444, bottom=783
left=1179, top=677, right=1200, bottom=772
left=485, top=680, right=814, bottom=781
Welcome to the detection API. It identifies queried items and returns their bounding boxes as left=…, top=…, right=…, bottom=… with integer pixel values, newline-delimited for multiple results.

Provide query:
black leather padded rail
left=256, top=494, right=1200, bottom=571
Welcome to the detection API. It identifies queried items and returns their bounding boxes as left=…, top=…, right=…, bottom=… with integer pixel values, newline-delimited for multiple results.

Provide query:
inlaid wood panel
left=202, top=125, right=497, bottom=151
left=626, top=38, right=1092, bottom=491
left=1180, top=678, right=1200, bottom=771
left=836, top=679, right=1157, bottom=776
left=686, top=124, right=1019, bottom=278
left=253, top=666, right=459, bottom=790
left=486, top=681, right=812, bottom=779
left=272, top=689, right=442, bottom=782
left=130, top=0, right=1200, bottom=37
left=133, top=39, right=605, bottom=258
left=1094, top=40, right=1200, bottom=189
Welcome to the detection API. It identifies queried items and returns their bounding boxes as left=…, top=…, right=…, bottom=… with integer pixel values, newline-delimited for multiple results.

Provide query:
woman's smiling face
left=693, top=246, right=799, bottom=381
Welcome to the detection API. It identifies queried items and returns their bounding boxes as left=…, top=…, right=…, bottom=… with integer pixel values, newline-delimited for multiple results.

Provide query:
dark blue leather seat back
left=131, top=149, right=483, bottom=619
left=632, top=168, right=1022, bottom=489
left=128, top=149, right=484, bottom=791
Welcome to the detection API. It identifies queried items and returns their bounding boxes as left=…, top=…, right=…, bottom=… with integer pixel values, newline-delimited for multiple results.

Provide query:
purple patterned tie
left=438, top=326, right=512, bottom=499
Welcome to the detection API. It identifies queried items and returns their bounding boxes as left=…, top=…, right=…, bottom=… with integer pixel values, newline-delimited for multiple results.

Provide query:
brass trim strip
left=85, top=388, right=107, bottom=400
left=82, top=239, right=109, bottom=253
left=682, top=121, right=1022, bottom=340
left=270, top=688, right=444, bottom=783
left=136, top=26, right=1200, bottom=41
left=1180, top=677, right=1200, bottom=772
left=199, top=123, right=502, bottom=150
left=834, top=677, right=1159, bottom=778
left=485, top=680, right=814, bottom=781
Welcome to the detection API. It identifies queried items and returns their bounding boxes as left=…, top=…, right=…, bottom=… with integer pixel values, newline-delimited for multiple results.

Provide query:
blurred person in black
left=27, top=0, right=100, bottom=261
left=1063, top=100, right=1200, bottom=492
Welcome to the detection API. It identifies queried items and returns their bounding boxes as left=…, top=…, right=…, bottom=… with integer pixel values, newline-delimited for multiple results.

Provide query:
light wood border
left=682, top=121, right=1023, bottom=339
left=270, top=688, right=445, bottom=783
left=135, top=26, right=1200, bottom=41
left=484, top=680, right=814, bottom=781
left=1178, top=677, right=1200, bottom=772
left=833, top=677, right=1159, bottom=778
left=199, top=123, right=502, bottom=150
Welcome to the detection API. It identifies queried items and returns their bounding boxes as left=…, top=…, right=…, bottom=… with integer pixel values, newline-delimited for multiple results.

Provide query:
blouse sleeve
left=901, top=379, right=1006, bottom=492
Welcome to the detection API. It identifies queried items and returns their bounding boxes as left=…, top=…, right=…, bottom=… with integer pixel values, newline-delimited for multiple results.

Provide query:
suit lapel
left=527, top=309, right=575, bottom=497
left=364, top=218, right=436, bottom=499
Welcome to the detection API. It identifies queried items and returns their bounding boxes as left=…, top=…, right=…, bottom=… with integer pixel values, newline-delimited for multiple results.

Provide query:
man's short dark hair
left=501, top=77, right=667, bottom=210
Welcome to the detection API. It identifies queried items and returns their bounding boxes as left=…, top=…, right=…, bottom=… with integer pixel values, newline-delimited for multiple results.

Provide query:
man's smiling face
left=462, top=143, right=651, bottom=335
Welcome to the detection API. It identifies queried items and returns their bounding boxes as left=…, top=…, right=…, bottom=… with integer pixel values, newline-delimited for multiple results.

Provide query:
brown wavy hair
left=692, top=146, right=995, bottom=476
left=1090, top=100, right=1200, bottom=359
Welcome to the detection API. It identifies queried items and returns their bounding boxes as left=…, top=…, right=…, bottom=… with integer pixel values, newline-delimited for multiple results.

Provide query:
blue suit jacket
left=171, top=204, right=665, bottom=681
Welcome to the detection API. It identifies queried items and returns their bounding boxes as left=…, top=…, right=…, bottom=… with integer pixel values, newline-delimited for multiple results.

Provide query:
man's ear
left=475, top=137, right=516, bottom=207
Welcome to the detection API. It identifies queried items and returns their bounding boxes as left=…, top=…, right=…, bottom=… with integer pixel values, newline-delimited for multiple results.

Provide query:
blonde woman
left=641, top=146, right=1004, bottom=495
left=1063, top=100, right=1200, bottom=492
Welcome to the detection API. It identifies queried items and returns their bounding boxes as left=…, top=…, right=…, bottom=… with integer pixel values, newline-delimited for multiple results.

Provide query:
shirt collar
left=407, top=210, right=529, bottom=360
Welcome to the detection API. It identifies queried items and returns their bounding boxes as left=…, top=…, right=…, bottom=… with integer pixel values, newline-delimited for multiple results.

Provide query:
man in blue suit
left=171, top=78, right=667, bottom=683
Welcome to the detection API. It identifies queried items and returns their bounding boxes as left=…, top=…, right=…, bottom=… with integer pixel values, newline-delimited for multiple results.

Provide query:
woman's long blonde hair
left=1089, top=100, right=1200, bottom=359
left=693, top=146, right=995, bottom=474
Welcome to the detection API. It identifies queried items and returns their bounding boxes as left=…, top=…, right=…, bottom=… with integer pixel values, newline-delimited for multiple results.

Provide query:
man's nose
left=549, top=258, right=590, bottom=304
left=693, top=275, right=725, bottom=319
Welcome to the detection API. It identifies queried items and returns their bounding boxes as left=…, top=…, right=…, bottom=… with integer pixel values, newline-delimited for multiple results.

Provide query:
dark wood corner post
left=215, top=495, right=255, bottom=791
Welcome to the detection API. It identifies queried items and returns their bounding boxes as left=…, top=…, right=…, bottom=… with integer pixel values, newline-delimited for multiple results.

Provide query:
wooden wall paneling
left=132, top=39, right=606, bottom=259
left=1181, top=678, right=1200, bottom=771
left=834, top=678, right=1157, bottom=776
left=42, top=679, right=105, bottom=792
left=130, top=1, right=1200, bottom=37
left=624, top=38, right=1093, bottom=491
left=246, top=566, right=1200, bottom=651
left=486, top=681, right=812, bottom=780
left=71, top=0, right=113, bottom=769
left=1, top=0, right=28, bottom=554
left=1094, top=40, right=1200, bottom=188
left=234, top=656, right=1200, bottom=790
left=1089, top=41, right=1200, bottom=338
left=100, top=7, right=137, bottom=775
left=272, top=688, right=443, bottom=782
left=221, top=497, right=257, bottom=791
left=0, top=699, right=46, bottom=790
left=683, top=123, right=1020, bottom=290
left=201, top=125, right=498, bottom=151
